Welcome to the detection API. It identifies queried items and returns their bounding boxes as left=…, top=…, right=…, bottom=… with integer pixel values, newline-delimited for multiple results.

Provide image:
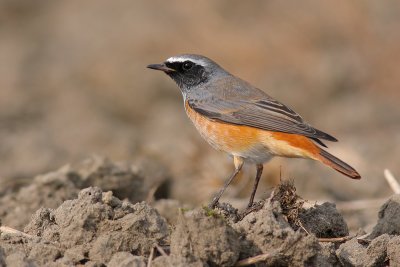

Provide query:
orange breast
left=185, top=101, right=260, bottom=153
left=184, top=101, right=321, bottom=162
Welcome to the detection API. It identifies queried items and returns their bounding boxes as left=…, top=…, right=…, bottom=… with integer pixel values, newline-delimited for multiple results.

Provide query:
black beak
left=147, top=63, right=175, bottom=73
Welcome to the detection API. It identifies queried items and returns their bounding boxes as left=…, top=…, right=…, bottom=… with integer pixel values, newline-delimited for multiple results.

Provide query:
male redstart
left=147, top=54, right=360, bottom=209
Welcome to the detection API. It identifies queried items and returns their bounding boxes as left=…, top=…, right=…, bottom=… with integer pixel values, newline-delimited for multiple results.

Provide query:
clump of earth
left=0, top=158, right=399, bottom=266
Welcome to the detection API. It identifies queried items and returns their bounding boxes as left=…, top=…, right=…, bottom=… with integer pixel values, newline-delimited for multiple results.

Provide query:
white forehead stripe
left=166, top=56, right=207, bottom=67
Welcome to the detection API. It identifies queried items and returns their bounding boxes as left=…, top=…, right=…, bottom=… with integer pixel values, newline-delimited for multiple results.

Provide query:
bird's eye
left=182, top=61, right=193, bottom=71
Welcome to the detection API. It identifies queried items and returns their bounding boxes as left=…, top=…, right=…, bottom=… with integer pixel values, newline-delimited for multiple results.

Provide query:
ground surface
left=0, top=158, right=399, bottom=266
left=1, top=0, right=400, bottom=211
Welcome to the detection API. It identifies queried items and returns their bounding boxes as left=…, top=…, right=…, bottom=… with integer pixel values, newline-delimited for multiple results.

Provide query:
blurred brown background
left=1, top=0, right=400, bottom=214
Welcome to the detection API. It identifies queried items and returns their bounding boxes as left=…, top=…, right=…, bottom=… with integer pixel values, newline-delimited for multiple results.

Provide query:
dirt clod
left=2, top=187, right=169, bottom=266
left=366, top=234, right=390, bottom=266
left=234, top=201, right=320, bottom=266
left=299, top=202, right=349, bottom=238
left=337, top=234, right=390, bottom=267
left=171, top=209, right=240, bottom=267
left=337, top=238, right=368, bottom=266
left=369, top=194, right=400, bottom=239
left=387, top=236, right=400, bottom=266
left=271, top=180, right=304, bottom=229
left=314, top=242, right=340, bottom=267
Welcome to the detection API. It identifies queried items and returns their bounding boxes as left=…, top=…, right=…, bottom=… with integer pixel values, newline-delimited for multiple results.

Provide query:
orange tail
left=318, top=149, right=361, bottom=179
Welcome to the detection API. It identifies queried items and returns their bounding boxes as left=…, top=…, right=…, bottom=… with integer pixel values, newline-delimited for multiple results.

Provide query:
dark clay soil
left=1, top=158, right=399, bottom=266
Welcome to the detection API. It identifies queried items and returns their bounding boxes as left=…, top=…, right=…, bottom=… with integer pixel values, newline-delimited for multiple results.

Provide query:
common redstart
left=147, top=54, right=361, bottom=209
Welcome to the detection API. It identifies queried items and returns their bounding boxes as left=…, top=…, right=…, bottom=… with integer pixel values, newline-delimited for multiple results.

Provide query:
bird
left=147, top=54, right=361, bottom=209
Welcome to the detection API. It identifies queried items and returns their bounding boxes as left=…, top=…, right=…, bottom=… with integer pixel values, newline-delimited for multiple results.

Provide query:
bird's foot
left=208, top=197, right=219, bottom=209
left=238, top=200, right=265, bottom=220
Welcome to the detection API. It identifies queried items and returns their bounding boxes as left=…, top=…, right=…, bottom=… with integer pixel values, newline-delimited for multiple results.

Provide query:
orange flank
left=269, top=132, right=321, bottom=158
left=185, top=101, right=321, bottom=159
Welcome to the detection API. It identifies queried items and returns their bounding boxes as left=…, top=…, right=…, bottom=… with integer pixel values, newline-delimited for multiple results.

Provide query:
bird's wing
left=187, top=94, right=337, bottom=143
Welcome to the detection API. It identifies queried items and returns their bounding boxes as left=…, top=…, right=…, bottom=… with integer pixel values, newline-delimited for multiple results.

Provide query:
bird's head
left=147, top=54, right=227, bottom=91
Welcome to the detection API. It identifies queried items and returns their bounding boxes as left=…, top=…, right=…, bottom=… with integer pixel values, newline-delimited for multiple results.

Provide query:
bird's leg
left=247, top=164, right=263, bottom=208
left=208, top=156, right=244, bottom=209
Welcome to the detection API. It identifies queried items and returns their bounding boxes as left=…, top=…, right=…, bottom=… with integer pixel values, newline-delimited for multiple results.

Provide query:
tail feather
left=318, top=149, right=361, bottom=179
